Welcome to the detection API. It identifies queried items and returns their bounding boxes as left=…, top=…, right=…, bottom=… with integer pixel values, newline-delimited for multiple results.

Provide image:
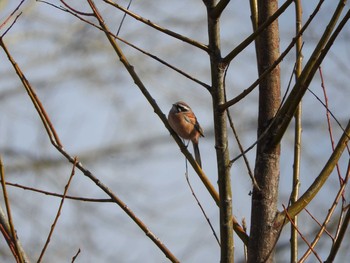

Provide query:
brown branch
left=185, top=164, right=220, bottom=246
left=305, top=208, right=334, bottom=240
left=282, top=205, right=322, bottom=263
left=0, top=0, right=25, bottom=33
left=60, top=0, right=94, bottom=16
left=103, top=0, right=209, bottom=52
left=299, top=162, right=349, bottom=262
left=223, top=65, right=259, bottom=189
left=3, top=181, right=113, bottom=202
left=0, top=39, right=62, bottom=148
left=0, top=157, right=25, bottom=263
left=71, top=248, right=81, bottom=262
left=38, top=158, right=78, bottom=262
left=319, top=66, right=345, bottom=186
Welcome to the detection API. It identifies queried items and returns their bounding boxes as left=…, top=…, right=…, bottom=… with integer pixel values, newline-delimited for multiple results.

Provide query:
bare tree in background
left=0, top=0, right=349, bottom=262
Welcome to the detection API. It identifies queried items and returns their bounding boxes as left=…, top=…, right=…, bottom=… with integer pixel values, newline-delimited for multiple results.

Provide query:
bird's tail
left=192, top=142, right=202, bottom=168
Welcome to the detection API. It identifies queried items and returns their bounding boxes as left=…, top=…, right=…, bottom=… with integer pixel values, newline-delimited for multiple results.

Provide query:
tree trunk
left=248, top=1, right=281, bottom=262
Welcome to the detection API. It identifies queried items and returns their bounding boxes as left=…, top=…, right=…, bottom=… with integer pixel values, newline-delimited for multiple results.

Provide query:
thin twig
left=3, top=181, right=113, bottom=203
left=0, top=0, right=25, bottom=33
left=0, top=157, right=24, bottom=263
left=307, top=87, right=347, bottom=136
left=71, top=248, right=81, bottom=263
left=103, top=0, right=209, bottom=52
left=305, top=208, right=334, bottom=239
left=299, top=161, right=350, bottom=262
left=38, top=158, right=78, bottom=262
left=319, top=66, right=345, bottom=186
left=60, top=0, right=94, bottom=16
left=1, top=13, right=22, bottom=39
left=0, top=40, right=62, bottom=148
left=116, top=0, right=132, bottom=36
left=282, top=205, right=322, bottom=263
left=184, top=158, right=220, bottom=247
left=223, top=63, right=259, bottom=189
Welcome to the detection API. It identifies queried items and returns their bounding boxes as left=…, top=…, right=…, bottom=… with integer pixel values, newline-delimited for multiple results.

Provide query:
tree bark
left=248, top=1, right=281, bottom=262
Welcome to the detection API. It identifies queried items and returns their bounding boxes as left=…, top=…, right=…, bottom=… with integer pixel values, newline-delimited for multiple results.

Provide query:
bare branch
left=3, top=181, right=112, bottom=202
left=185, top=165, right=220, bottom=246
left=103, top=0, right=209, bottom=52
left=282, top=205, right=322, bottom=263
left=0, top=0, right=25, bottom=33
left=60, top=0, right=94, bottom=16
left=0, top=40, right=63, bottom=148
left=0, top=157, right=25, bottom=263
left=38, top=158, right=78, bottom=262
left=299, top=161, right=350, bottom=262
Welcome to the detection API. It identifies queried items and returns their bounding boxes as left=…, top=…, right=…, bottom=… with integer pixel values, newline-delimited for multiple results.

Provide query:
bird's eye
left=177, top=104, right=189, bottom=112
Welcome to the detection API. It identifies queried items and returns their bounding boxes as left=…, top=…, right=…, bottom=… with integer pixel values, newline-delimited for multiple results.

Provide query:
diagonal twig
left=103, top=0, right=209, bottom=52
left=3, top=181, right=113, bottom=202
left=185, top=159, right=220, bottom=246
left=38, top=158, right=78, bottom=262
left=299, top=160, right=350, bottom=262
left=0, top=40, right=62, bottom=148
left=282, top=205, right=322, bottom=263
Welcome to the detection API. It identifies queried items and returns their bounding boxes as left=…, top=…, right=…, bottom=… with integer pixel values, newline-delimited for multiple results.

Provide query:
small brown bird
left=168, top=101, right=204, bottom=167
